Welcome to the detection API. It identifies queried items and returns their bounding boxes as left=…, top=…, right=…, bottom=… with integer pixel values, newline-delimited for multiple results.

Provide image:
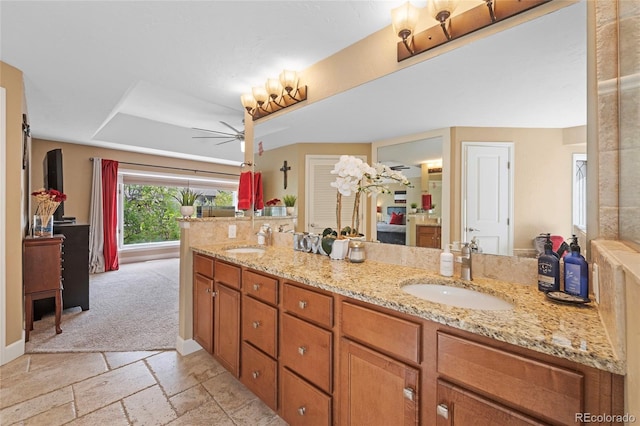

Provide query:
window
left=117, top=170, right=238, bottom=248
left=572, top=154, right=587, bottom=229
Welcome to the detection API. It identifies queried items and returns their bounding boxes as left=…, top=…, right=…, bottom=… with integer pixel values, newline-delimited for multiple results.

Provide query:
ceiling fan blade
left=216, top=139, right=236, bottom=145
left=192, top=135, right=236, bottom=139
left=220, top=121, right=243, bottom=134
left=191, top=127, right=235, bottom=136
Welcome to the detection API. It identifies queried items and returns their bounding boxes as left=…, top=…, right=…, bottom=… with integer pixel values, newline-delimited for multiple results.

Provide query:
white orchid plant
left=330, top=155, right=412, bottom=237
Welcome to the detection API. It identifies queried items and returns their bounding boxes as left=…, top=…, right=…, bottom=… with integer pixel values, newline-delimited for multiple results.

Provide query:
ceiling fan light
left=240, top=93, right=256, bottom=111
left=279, top=70, right=299, bottom=94
left=429, top=0, right=459, bottom=22
left=240, top=140, right=245, bottom=153
left=391, top=2, right=420, bottom=40
left=266, top=78, right=282, bottom=99
left=252, top=86, right=269, bottom=105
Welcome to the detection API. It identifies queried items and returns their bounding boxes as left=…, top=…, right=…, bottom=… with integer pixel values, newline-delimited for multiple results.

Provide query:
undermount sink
left=402, top=284, right=513, bottom=311
left=225, top=247, right=266, bottom=254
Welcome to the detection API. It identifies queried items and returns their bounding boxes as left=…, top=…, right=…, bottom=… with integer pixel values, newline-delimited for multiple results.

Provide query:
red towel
left=422, top=194, right=432, bottom=210
left=254, top=172, right=264, bottom=210
left=238, top=172, right=252, bottom=210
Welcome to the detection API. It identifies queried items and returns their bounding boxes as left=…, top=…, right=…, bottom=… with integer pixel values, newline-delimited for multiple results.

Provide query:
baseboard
left=1, top=334, right=25, bottom=366
left=175, top=336, right=202, bottom=356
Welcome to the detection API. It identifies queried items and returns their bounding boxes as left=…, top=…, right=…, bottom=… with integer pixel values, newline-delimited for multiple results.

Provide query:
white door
left=305, top=155, right=365, bottom=235
left=462, top=143, right=513, bottom=255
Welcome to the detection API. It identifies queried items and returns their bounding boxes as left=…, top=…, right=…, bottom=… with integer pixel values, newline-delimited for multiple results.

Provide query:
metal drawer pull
left=436, top=404, right=449, bottom=419
left=252, top=321, right=261, bottom=329
left=252, top=371, right=260, bottom=379
left=253, top=283, right=260, bottom=291
left=298, top=300, right=307, bottom=309
left=403, top=387, right=415, bottom=401
left=297, top=406, right=306, bottom=416
left=298, top=346, right=307, bottom=355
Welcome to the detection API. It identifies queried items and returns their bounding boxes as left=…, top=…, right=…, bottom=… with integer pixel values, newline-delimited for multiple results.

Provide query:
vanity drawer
left=243, top=270, right=278, bottom=305
left=341, top=302, right=421, bottom=364
left=283, top=283, right=333, bottom=328
left=241, top=342, right=277, bottom=410
left=215, top=260, right=241, bottom=289
left=437, top=332, right=584, bottom=425
left=281, top=368, right=331, bottom=426
left=281, top=313, right=332, bottom=393
left=242, top=296, right=278, bottom=358
left=193, top=253, right=214, bottom=278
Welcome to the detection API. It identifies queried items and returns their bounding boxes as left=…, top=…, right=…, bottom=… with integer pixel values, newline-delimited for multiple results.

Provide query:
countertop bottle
left=563, top=235, right=589, bottom=298
left=537, top=233, right=560, bottom=292
left=440, top=244, right=454, bottom=277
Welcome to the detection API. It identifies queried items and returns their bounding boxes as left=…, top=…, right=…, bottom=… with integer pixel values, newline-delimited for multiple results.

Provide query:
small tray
left=545, top=291, right=591, bottom=305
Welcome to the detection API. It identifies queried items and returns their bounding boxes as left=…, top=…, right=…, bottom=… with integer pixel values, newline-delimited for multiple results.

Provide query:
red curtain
left=102, top=160, right=119, bottom=271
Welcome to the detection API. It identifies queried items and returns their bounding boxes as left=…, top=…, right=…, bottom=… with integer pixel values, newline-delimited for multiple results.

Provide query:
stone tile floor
left=0, top=350, right=286, bottom=425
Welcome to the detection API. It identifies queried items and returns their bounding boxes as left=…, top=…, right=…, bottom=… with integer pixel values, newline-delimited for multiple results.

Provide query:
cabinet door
left=193, top=273, right=213, bottom=354
left=214, top=282, right=240, bottom=377
left=339, top=338, right=418, bottom=426
left=436, top=380, right=544, bottom=426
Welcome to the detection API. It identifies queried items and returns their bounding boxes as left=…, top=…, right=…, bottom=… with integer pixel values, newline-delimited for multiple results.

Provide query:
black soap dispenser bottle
left=563, top=235, right=589, bottom=299
left=538, top=233, right=560, bottom=292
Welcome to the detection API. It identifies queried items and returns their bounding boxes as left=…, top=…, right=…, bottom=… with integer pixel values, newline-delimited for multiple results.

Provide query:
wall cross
left=280, top=160, right=291, bottom=189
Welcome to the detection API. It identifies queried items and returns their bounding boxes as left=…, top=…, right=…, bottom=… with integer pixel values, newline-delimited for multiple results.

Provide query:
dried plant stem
left=336, top=192, right=342, bottom=237
left=351, top=191, right=361, bottom=236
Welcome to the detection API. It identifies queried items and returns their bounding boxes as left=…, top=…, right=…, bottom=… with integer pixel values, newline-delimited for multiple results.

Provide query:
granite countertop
left=192, top=243, right=624, bottom=375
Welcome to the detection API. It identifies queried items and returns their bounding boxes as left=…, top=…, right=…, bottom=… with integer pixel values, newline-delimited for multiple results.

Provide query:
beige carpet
left=26, top=258, right=179, bottom=353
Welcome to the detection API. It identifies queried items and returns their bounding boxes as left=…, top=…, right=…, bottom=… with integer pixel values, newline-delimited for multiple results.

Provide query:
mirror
left=253, top=2, right=587, bottom=257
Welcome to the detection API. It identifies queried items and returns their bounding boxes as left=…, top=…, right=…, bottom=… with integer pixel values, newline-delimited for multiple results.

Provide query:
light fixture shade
left=279, top=70, right=299, bottom=93
left=391, top=2, right=420, bottom=39
left=240, top=140, right=245, bottom=153
left=240, top=93, right=256, bottom=110
left=265, top=78, right=282, bottom=98
left=252, top=86, right=269, bottom=105
left=429, top=0, right=459, bottom=22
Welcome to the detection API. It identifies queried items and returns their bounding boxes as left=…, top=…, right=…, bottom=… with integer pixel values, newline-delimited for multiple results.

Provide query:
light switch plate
left=228, top=224, right=237, bottom=239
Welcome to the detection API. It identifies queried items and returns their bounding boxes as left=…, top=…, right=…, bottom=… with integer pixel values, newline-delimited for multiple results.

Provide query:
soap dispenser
left=537, top=233, right=560, bottom=292
left=563, top=235, right=589, bottom=298
left=440, top=244, right=454, bottom=277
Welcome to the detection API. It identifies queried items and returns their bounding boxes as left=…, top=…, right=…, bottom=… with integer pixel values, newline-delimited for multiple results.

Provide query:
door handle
left=467, top=227, right=480, bottom=232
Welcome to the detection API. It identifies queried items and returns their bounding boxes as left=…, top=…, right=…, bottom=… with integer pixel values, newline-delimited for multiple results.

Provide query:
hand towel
left=237, top=171, right=252, bottom=210
left=254, top=172, right=264, bottom=210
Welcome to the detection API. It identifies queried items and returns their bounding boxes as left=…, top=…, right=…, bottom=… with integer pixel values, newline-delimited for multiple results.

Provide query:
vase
left=330, top=238, right=350, bottom=260
left=33, top=215, right=53, bottom=237
left=180, top=206, right=195, bottom=217
left=286, top=206, right=295, bottom=216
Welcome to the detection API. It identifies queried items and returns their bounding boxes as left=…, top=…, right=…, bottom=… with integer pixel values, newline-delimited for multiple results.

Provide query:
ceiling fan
left=192, top=121, right=244, bottom=145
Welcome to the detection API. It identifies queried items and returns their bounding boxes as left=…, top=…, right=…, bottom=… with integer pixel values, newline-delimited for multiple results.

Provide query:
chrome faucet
left=457, top=242, right=472, bottom=280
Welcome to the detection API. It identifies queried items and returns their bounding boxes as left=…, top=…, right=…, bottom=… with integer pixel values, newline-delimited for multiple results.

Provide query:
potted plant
left=283, top=194, right=297, bottom=215
left=173, top=188, right=202, bottom=217
left=410, top=202, right=418, bottom=214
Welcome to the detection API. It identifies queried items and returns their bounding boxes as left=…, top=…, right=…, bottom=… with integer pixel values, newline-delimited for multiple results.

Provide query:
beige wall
left=450, top=127, right=585, bottom=250
left=31, top=138, right=241, bottom=224
left=1, top=61, right=27, bottom=347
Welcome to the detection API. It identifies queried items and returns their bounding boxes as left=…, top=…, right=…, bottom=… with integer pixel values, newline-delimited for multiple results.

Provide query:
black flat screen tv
left=43, top=148, right=64, bottom=222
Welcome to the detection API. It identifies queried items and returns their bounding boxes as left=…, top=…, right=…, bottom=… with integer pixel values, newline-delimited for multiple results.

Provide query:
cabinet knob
left=252, top=321, right=261, bottom=329
left=211, top=291, right=218, bottom=297
left=403, top=387, right=415, bottom=402
left=298, top=300, right=307, bottom=309
left=206, top=288, right=211, bottom=293
left=252, top=371, right=260, bottom=379
left=297, top=406, right=306, bottom=416
left=436, top=403, right=449, bottom=419
left=298, top=346, right=307, bottom=356
left=253, top=283, right=260, bottom=291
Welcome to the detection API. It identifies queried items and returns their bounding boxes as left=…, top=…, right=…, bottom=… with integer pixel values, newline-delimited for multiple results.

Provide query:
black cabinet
left=34, top=224, right=90, bottom=318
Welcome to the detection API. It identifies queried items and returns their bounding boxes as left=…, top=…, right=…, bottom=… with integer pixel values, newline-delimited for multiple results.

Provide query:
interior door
left=462, top=143, right=513, bottom=255
left=305, top=155, right=365, bottom=235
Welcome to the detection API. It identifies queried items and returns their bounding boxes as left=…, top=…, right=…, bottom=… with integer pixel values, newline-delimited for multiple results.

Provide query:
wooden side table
left=23, top=236, right=64, bottom=342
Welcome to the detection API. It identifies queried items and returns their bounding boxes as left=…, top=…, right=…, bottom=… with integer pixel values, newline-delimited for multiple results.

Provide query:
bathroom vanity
left=191, top=244, right=624, bottom=425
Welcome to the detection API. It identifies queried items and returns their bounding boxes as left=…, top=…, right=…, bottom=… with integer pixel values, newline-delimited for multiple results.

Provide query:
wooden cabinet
left=214, top=281, right=240, bottom=376
left=339, top=301, right=420, bottom=426
left=241, top=269, right=281, bottom=410
left=339, top=338, right=419, bottom=426
left=193, top=254, right=214, bottom=353
left=416, top=225, right=441, bottom=248
left=23, top=236, right=64, bottom=341
left=436, top=380, right=544, bottom=426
